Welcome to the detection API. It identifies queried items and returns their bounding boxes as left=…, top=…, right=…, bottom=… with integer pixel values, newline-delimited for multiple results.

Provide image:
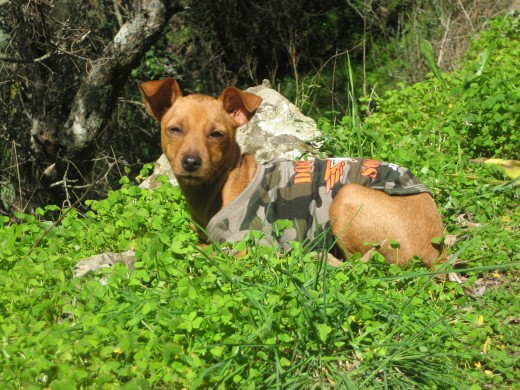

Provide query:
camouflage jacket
left=204, top=158, right=431, bottom=250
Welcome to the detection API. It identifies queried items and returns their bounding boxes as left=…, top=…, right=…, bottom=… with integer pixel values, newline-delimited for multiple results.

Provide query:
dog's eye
left=210, top=131, right=225, bottom=139
left=168, top=126, right=182, bottom=134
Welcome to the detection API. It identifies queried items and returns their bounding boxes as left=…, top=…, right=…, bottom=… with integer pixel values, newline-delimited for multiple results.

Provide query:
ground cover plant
left=1, top=14, right=519, bottom=389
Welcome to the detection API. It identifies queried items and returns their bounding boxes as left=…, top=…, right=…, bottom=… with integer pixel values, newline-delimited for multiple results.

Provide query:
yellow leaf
left=474, top=361, right=482, bottom=368
left=482, top=337, right=491, bottom=354
left=471, top=158, right=520, bottom=184
left=477, top=315, right=484, bottom=326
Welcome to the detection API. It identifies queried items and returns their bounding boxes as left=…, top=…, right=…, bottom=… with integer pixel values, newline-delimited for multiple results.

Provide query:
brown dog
left=140, top=78, right=445, bottom=267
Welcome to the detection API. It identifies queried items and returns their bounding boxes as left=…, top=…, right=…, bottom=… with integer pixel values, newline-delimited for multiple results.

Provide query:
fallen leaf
left=470, top=158, right=520, bottom=184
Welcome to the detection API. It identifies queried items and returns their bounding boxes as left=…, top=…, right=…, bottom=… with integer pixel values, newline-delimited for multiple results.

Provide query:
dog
left=140, top=78, right=445, bottom=267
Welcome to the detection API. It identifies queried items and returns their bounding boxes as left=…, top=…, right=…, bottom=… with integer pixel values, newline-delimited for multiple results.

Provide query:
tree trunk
left=26, top=0, right=180, bottom=158
left=59, top=1, right=179, bottom=156
left=1, top=0, right=180, bottom=211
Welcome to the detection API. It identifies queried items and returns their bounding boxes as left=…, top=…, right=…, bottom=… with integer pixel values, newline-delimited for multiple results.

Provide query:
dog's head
left=140, top=78, right=262, bottom=186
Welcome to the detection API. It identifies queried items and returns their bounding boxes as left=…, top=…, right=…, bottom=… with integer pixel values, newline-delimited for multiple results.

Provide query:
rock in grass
left=74, top=250, right=135, bottom=283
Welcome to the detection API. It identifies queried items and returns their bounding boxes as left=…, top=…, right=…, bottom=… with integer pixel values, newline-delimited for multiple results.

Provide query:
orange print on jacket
left=324, top=159, right=346, bottom=192
left=360, top=159, right=381, bottom=179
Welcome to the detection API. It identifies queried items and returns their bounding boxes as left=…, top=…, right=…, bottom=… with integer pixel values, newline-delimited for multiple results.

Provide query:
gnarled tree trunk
left=0, top=0, right=180, bottom=211
left=60, top=1, right=179, bottom=156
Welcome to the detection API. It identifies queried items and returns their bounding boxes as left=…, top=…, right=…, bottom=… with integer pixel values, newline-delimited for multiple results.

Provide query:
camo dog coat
left=203, top=158, right=432, bottom=250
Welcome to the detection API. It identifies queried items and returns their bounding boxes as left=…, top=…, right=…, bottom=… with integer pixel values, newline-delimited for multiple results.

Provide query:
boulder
left=238, top=80, right=320, bottom=162
left=74, top=250, right=135, bottom=284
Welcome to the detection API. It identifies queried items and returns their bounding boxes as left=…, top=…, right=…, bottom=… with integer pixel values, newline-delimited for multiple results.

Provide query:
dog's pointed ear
left=219, top=87, right=262, bottom=127
left=139, top=78, right=182, bottom=121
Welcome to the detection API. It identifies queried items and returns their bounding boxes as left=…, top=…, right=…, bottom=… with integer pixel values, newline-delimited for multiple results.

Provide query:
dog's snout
left=182, top=155, right=202, bottom=172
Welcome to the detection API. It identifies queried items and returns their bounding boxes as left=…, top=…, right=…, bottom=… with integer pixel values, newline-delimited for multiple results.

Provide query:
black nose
left=182, top=155, right=202, bottom=172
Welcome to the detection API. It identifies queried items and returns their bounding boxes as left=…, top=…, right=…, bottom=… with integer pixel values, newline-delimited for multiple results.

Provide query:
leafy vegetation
left=1, top=14, right=519, bottom=389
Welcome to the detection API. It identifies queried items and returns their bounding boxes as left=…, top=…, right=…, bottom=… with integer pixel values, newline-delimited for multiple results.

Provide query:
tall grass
left=178, top=241, right=467, bottom=388
left=345, top=52, right=364, bottom=158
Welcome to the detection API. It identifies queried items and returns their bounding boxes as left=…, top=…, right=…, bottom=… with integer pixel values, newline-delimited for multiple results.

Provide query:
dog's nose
left=182, top=155, right=202, bottom=172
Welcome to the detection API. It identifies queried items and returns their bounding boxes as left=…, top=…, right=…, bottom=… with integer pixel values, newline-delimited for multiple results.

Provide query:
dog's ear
left=139, top=78, right=182, bottom=121
left=219, top=87, right=263, bottom=126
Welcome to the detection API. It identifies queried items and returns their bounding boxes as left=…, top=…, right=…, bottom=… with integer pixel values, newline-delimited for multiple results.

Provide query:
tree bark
left=0, top=0, right=181, bottom=212
left=58, top=0, right=180, bottom=157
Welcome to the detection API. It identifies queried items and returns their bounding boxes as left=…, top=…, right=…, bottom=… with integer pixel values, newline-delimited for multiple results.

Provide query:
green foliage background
left=364, top=15, right=519, bottom=159
left=0, top=12, right=519, bottom=389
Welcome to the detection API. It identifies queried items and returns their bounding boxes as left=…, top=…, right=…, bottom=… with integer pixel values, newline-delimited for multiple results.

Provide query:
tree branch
left=0, top=51, right=54, bottom=63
